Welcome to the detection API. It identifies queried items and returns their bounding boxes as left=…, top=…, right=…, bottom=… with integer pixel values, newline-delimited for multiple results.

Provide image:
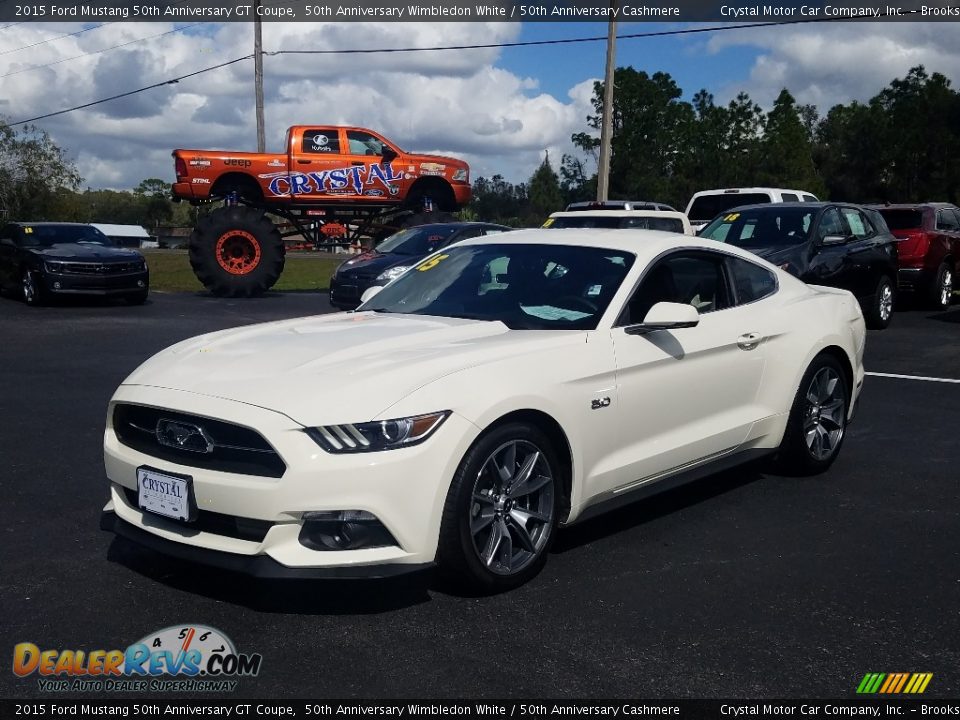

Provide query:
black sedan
left=699, top=203, right=898, bottom=329
left=0, top=222, right=149, bottom=306
left=329, top=222, right=513, bottom=310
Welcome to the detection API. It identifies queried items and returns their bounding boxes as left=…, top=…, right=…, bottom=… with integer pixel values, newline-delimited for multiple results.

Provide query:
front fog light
left=299, top=510, right=398, bottom=551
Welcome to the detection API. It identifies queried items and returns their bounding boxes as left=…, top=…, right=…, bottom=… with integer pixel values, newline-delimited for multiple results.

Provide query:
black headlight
left=44, top=261, right=63, bottom=273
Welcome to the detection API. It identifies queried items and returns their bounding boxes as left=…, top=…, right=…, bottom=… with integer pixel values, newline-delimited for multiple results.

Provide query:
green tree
left=580, top=68, right=695, bottom=208
left=759, top=89, right=824, bottom=196
left=0, top=120, right=82, bottom=220
left=527, top=152, right=564, bottom=222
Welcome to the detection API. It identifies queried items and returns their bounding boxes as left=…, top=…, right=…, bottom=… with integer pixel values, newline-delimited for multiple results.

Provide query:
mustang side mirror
left=626, top=302, right=700, bottom=335
left=821, top=234, right=848, bottom=246
left=359, top=286, right=384, bottom=305
left=381, top=146, right=398, bottom=163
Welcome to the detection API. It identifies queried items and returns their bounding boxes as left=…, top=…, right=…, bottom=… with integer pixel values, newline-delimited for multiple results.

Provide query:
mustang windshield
left=700, top=206, right=817, bottom=248
left=362, top=243, right=635, bottom=330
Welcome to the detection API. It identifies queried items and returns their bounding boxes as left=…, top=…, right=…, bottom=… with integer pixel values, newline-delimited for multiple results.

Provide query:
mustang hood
left=122, top=312, right=577, bottom=426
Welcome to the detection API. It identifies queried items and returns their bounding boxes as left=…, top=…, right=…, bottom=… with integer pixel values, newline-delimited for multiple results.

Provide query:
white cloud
left=707, top=22, right=960, bottom=109
left=0, top=21, right=593, bottom=190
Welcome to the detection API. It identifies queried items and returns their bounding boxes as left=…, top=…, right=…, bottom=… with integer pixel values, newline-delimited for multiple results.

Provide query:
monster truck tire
left=189, top=207, right=285, bottom=297
left=401, top=211, right=457, bottom=229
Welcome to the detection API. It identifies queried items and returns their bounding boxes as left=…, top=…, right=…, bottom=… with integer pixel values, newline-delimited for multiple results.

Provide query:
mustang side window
left=727, top=256, right=777, bottom=305
left=623, top=253, right=728, bottom=325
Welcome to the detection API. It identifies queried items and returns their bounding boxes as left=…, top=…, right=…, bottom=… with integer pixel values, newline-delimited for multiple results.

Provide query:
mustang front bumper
left=101, top=384, right=479, bottom=576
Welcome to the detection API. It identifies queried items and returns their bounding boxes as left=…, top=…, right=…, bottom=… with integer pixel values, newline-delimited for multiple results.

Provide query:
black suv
left=0, top=222, right=149, bottom=306
left=699, top=203, right=898, bottom=329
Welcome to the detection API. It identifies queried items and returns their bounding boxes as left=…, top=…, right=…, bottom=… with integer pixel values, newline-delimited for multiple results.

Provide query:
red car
left=872, top=203, right=960, bottom=310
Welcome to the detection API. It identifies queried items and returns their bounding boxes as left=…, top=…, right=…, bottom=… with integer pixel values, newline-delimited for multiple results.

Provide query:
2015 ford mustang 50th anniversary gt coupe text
left=101, top=230, right=866, bottom=591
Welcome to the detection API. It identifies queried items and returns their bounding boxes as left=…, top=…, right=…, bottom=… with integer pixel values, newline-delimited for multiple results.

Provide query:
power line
left=0, top=23, right=201, bottom=79
left=5, top=15, right=896, bottom=128
left=10, top=55, right=253, bottom=126
left=0, top=23, right=111, bottom=57
left=266, top=16, right=874, bottom=56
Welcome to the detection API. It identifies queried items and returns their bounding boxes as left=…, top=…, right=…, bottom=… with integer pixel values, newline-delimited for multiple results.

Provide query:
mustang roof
left=456, top=227, right=761, bottom=260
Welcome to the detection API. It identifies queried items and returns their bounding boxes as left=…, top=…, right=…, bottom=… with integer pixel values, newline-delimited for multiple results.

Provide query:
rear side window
left=781, top=193, right=799, bottom=202
left=937, top=210, right=960, bottom=231
left=621, top=217, right=685, bottom=233
left=879, top=209, right=924, bottom=230
left=727, top=256, right=777, bottom=304
left=687, top=193, right=772, bottom=222
left=303, top=129, right=341, bottom=154
left=840, top=208, right=873, bottom=239
left=801, top=194, right=818, bottom=202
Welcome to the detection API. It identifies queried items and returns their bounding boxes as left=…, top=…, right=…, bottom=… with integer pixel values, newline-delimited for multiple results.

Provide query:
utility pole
left=596, top=9, right=617, bottom=202
left=254, top=0, right=265, bottom=152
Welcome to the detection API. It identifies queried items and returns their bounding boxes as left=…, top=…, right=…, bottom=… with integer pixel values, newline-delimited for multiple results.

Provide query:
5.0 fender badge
left=591, top=397, right=611, bottom=410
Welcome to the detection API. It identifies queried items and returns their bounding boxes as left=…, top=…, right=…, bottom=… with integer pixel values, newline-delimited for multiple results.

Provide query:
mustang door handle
left=296, top=159, right=312, bottom=165
left=737, top=332, right=762, bottom=350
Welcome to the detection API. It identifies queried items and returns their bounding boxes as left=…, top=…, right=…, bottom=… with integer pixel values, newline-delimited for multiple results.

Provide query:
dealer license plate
left=137, top=467, right=195, bottom=521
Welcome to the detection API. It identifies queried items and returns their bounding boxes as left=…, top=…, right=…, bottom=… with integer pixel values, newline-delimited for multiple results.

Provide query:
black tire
left=406, top=179, right=457, bottom=213
left=861, top=274, right=894, bottom=330
left=125, top=289, right=149, bottom=305
left=437, top=422, right=561, bottom=593
left=21, top=268, right=45, bottom=307
left=775, top=353, right=850, bottom=476
left=401, top=211, right=457, bottom=229
left=926, top=262, right=953, bottom=311
left=188, top=206, right=284, bottom=297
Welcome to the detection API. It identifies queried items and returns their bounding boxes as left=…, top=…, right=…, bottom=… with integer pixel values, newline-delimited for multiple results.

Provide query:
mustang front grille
left=112, top=404, right=286, bottom=478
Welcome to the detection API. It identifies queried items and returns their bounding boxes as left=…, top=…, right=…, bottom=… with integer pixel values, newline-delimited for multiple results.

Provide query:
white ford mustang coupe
left=101, top=230, right=866, bottom=591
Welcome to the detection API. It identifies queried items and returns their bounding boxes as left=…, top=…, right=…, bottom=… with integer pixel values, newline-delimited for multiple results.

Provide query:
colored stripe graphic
left=858, top=673, right=932, bottom=694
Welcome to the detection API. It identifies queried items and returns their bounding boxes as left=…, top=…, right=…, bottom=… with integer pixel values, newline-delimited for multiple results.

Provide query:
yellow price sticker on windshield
left=417, top=254, right=449, bottom=272
left=24, top=227, right=33, bottom=234
left=541, top=218, right=554, bottom=228
left=724, top=213, right=740, bottom=222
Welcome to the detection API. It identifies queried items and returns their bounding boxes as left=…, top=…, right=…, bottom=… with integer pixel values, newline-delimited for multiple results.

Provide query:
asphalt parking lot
left=1, top=290, right=958, bottom=700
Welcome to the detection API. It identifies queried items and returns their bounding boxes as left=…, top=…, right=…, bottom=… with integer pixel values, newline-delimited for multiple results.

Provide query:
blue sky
left=500, top=22, right=764, bottom=104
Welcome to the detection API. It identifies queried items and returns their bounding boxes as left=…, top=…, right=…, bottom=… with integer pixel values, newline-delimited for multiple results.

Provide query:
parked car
left=565, top=200, right=678, bottom=212
left=870, top=203, right=959, bottom=310
left=686, top=188, right=820, bottom=233
left=543, top=209, right=692, bottom=235
left=329, top=222, right=512, bottom=309
left=0, top=222, right=149, bottom=306
left=101, top=229, right=865, bottom=591
left=699, top=203, right=898, bottom=329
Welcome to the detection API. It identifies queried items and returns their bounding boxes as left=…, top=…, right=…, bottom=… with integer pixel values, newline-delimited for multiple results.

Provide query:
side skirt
left=565, top=447, right=773, bottom=526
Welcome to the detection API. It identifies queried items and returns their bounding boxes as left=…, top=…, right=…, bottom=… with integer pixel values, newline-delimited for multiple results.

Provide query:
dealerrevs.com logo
left=13, top=625, right=262, bottom=693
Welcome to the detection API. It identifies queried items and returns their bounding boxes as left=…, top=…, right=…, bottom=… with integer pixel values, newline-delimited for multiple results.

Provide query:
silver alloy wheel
left=940, top=269, right=953, bottom=308
left=469, top=439, right=554, bottom=576
left=22, top=270, right=36, bottom=304
left=803, top=367, right=846, bottom=461
left=878, top=282, right=893, bottom=322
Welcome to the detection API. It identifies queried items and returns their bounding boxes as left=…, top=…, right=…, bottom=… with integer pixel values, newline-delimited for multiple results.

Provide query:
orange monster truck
left=172, top=125, right=471, bottom=297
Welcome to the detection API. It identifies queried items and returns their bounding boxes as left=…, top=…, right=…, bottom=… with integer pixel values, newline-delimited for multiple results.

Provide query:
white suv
left=543, top=210, right=692, bottom=235
left=685, top=187, right=819, bottom=232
